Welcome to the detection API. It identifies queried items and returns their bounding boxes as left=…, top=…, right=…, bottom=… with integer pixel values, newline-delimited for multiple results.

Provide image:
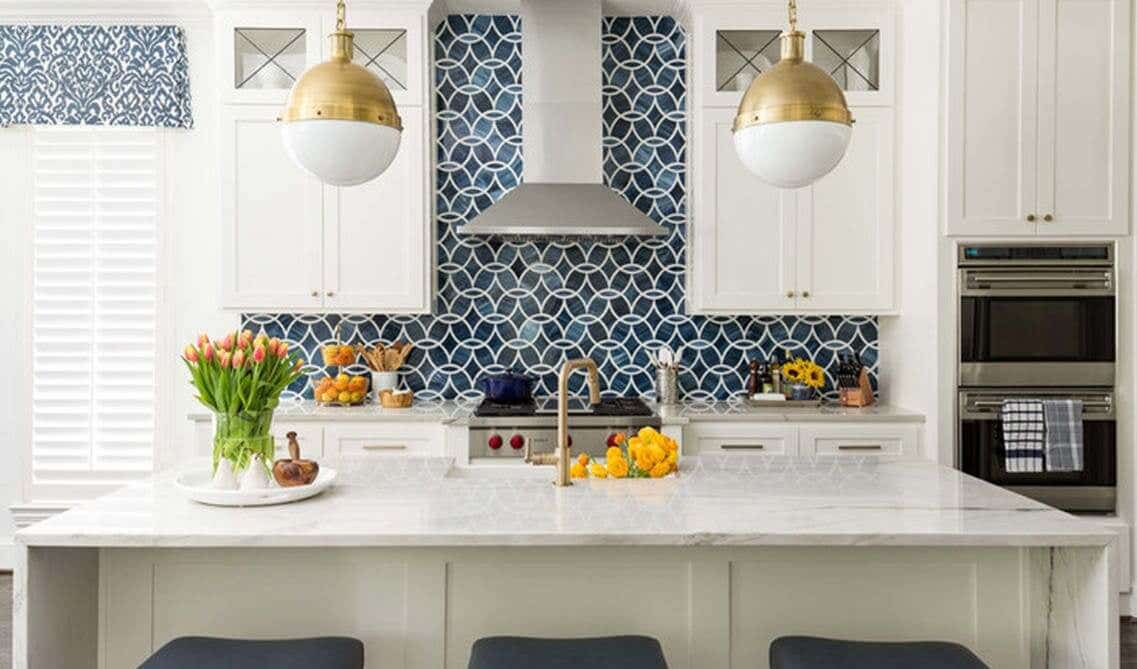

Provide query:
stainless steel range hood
left=458, top=0, right=666, bottom=238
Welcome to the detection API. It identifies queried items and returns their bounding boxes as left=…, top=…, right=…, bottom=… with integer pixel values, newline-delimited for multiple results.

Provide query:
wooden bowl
left=379, top=388, right=413, bottom=408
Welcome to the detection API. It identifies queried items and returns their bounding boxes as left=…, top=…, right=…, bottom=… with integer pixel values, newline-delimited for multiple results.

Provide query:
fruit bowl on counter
left=570, top=427, right=679, bottom=480
left=313, top=372, right=369, bottom=406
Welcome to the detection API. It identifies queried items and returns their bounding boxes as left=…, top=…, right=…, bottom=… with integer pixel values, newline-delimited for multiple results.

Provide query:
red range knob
left=488, top=434, right=503, bottom=450
left=509, top=434, right=524, bottom=450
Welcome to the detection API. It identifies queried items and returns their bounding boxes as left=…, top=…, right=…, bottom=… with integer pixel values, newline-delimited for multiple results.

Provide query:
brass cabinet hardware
left=786, top=290, right=795, bottom=298
left=721, top=444, right=765, bottom=450
left=837, top=444, right=883, bottom=451
left=326, top=291, right=335, bottom=297
left=1026, top=214, right=1036, bottom=222
left=802, top=290, right=811, bottom=298
left=310, top=290, right=319, bottom=297
left=1043, top=214, right=1053, bottom=222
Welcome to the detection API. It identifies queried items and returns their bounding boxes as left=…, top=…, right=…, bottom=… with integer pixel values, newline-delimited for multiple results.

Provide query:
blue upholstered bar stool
left=468, top=635, right=669, bottom=669
left=138, top=636, right=364, bottom=669
left=769, top=636, right=989, bottom=669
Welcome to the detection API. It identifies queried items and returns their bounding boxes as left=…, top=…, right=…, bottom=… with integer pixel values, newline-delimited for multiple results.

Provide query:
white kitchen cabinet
left=216, top=7, right=434, bottom=313
left=683, top=422, right=799, bottom=456
left=216, top=11, right=321, bottom=105
left=690, top=107, right=895, bottom=314
left=946, top=0, right=1130, bottom=236
left=799, top=423, right=919, bottom=457
left=220, top=104, right=324, bottom=310
left=325, top=423, right=446, bottom=457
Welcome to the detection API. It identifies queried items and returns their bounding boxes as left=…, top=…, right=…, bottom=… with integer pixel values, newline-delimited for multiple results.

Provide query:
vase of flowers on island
left=780, top=357, right=826, bottom=400
left=182, top=330, right=303, bottom=484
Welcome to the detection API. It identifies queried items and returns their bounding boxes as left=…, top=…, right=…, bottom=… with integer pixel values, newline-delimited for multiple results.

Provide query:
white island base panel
left=15, top=543, right=1114, bottom=669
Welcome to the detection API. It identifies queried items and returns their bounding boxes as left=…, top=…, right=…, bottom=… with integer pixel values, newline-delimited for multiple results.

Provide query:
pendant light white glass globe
left=280, top=1, right=402, bottom=187
left=732, top=1, right=853, bottom=189
left=733, top=120, right=851, bottom=189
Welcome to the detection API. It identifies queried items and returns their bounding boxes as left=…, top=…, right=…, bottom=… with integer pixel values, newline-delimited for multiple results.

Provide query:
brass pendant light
left=280, top=0, right=403, bottom=187
left=732, top=0, right=854, bottom=189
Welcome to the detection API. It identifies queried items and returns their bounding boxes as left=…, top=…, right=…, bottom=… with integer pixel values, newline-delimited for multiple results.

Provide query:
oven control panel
left=469, top=426, right=651, bottom=459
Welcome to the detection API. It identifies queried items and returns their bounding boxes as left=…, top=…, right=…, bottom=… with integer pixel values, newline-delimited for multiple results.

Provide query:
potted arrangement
left=781, top=357, right=826, bottom=400
left=182, top=330, right=303, bottom=484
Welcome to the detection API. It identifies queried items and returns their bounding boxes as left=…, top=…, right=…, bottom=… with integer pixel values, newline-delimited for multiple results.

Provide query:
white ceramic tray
left=176, top=468, right=337, bottom=507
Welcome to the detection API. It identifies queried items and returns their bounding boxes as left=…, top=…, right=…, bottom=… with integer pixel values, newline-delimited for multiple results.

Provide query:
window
left=30, top=127, right=160, bottom=497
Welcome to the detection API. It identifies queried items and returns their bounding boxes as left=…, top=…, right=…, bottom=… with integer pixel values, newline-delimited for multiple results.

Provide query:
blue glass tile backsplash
left=244, top=15, right=879, bottom=401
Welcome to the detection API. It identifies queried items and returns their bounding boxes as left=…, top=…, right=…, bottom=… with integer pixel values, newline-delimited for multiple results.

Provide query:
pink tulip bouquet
left=182, top=329, right=303, bottom=474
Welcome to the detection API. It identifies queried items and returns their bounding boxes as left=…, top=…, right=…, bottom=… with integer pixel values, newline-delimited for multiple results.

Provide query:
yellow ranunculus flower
left=649, top=461, right=671, bottom=478
left=666, top=450, right=678, bottom=465
left=635, top=454, right=654, bottom=472
left=637, top=427, right=655, bottom=441
left=589, top=462, right=608, bottom=479
left=646, top=442, right=666, bottom=464
left=663, top=436, right=678, bottom=452
left=611, top=432, right=626, bottom=445
left=627, top=437, right=642, bottom=460
left=570, top=462, right=587, bottom=479
left=577, top=453, right=590, bottom=466
left=606, top=446, right=623, bottom=461
left=607, top=457, right=628, bottom=478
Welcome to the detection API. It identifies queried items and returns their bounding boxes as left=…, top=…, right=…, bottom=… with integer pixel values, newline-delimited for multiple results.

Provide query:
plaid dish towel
left=1001, top=400, right=1045, bottom=473
left=1043, top=399, right=1084, bottom=472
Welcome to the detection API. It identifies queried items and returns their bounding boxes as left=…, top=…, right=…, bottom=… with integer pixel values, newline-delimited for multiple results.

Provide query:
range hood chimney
left=458, top=0, right=666, bottom=238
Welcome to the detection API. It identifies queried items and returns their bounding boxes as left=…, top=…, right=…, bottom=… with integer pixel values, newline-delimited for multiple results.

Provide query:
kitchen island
left=16, top=455, right=1115, bottom=668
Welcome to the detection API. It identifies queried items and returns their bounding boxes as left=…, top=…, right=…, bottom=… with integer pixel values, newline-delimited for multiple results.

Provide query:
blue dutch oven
left=477, top=371, right=536, bottom=404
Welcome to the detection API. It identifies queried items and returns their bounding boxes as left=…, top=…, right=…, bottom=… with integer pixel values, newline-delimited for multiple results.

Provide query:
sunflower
left=803, top=365, right=826, bottom=389
left=781, top=359, right=804, bottom=382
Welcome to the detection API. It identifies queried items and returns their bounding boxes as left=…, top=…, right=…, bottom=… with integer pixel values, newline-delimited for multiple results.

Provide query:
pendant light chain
left=787, top=0, right=798, bottom=32
left=336, top=0, right=346, bottom=32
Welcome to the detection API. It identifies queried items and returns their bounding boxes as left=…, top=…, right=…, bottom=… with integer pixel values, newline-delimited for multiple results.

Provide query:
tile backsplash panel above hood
left=244, top=16, right=878, bottom=401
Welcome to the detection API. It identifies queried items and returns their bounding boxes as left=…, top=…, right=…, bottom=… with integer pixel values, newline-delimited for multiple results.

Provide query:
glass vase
left=212, top=409, right=275, bottom=473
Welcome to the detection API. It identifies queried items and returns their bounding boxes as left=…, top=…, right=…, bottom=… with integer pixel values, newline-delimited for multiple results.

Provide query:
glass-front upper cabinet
left=693, top=6, right=893, bottom=108
left=217, top=12, right=322, bottom=104
left=321, top=11, right=426, bottom=108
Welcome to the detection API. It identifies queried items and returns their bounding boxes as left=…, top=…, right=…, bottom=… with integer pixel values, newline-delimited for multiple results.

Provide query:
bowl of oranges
left=321, top=344, right=357, bottom=367
left=313, top=373, right=369, bottom=406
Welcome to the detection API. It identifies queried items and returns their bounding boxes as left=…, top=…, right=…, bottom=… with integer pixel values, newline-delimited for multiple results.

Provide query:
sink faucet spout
left=555, top=358, right=602, bottom=486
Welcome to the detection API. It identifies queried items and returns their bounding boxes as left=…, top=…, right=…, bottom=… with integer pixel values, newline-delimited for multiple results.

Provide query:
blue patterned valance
left=0, top=25, right=192, bottom=128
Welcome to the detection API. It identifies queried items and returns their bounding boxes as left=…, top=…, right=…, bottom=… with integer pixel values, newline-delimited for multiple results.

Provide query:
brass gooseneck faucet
left=548, top=358, right=602, bottom=486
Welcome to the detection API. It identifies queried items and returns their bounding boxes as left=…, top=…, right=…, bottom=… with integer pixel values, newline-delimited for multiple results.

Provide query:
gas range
left=468, top=397, right=660, bottom=459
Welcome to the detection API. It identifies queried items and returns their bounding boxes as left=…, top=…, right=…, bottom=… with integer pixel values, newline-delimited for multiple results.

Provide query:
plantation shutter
left=31, top=126, right=159, bottom=494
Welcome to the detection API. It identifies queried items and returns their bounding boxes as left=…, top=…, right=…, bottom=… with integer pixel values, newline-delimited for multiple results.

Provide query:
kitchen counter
left=187, top=398, right=477, bottom=423
left=652, top=399, right=924, bottom=424
left=17, top=454, right=1100, bottom=548
left=16, top=455, right=1115, bottom=668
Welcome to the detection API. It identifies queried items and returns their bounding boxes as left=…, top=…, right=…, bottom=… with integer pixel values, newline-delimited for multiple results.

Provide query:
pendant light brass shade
left=731, top=30, right=852, bottom=132
left=280, top=29, right=402, bottom=130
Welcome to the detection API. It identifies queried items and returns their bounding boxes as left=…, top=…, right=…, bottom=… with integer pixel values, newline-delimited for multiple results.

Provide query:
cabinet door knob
left=310, top=290, right=319, bottom=297
left=786, top=290, right=795, bottom=298
left=1026, top=214, right=1036, bottom=222
left=326, top=291, right=335, bottom=297
left=802, top=291, right=811, bottom=298
left=1043, top=213, right=1053, bottom=222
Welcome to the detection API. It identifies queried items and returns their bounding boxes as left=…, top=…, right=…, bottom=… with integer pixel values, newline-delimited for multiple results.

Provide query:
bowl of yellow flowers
left=569, top=427, right=679, bottom=480
left=780, top=357, right=826, bottom=400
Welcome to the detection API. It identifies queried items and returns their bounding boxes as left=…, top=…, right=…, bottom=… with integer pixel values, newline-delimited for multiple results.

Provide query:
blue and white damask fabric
left=0, top=25, right=192, bottom=128
left=244, top=15, right=879, bottom=402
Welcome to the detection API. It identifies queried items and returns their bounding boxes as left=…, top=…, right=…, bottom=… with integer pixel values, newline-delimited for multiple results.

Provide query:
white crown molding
left=10, top=502, right=71, bottom=529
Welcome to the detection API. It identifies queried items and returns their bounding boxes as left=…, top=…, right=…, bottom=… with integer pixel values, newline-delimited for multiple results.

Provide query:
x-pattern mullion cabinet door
left=320, top=10, right=427, bottom=109
left=218, top=11, right=322, bottom=105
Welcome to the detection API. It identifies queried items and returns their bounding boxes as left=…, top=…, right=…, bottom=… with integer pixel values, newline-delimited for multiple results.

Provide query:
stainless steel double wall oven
left=956, top=243, right=1116, bottom=512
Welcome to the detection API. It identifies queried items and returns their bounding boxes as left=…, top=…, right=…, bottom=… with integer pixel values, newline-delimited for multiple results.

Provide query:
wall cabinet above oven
left=944, top=0, right=1131, bottom=237
left=215, top=6, right=434, bottom=313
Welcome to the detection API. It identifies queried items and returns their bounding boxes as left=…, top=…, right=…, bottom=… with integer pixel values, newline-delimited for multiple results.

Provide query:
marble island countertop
left=186, top=399, right=923, bottom=424
left=19, top=455, right=1107, bottom=549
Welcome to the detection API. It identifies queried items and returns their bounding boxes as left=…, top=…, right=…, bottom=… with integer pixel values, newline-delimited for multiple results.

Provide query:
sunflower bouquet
left=781, top=357, right=826, bottom=390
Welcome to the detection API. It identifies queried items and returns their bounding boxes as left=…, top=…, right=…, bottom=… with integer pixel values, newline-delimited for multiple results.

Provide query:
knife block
left=838, top=368, right=875, bottom=407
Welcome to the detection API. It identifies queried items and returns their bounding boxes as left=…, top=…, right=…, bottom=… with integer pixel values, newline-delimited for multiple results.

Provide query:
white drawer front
left=326, top=423, right=444, bottom=457
left=800, top=424, right=919, bottom=458
left=684, top=424, right=798, bottom=456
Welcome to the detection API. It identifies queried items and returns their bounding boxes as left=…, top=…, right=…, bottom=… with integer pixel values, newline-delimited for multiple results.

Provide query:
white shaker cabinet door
left=220, top=105, right=323, bottom=310
left=795, top=107, right=894, bottom=313
left=322, top=107, right=431, bottom=313
left=946, top=0, right=1039, bottom=236
left=1037, top=0, right=1129, bottom=235
left=690, top=107, right=796, bottom=313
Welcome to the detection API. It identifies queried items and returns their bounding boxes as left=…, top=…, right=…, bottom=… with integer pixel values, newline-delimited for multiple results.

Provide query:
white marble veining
left=187, top=399, right=477, bottom=423
left=652, top=399, right=925, bottom=424
left=18, top=455, right=1108, bottom=549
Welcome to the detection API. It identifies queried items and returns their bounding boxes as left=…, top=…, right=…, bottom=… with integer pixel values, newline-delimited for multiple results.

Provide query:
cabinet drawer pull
left=361, top=444, right=407, bottom=451
left=836, top=444, right=883, bottom=451
left=786, top=291, right=795, bottom=298
left=721, top=444, right=765, bottom=450
left=1026, top=214, right=1036, bottom=222
left=1043, top=213, right=1053, bottom=222
left=310, top=290, right=319, bottom=297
